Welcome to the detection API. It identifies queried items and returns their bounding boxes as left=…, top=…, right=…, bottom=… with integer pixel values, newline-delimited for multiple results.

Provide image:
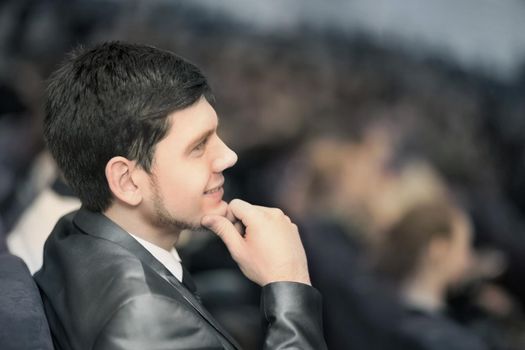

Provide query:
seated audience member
left=268, top=128, right=450, bottom=349
left=35, top=42, right=326, bottom=350
left=7, top=153, right=80, bottom=274
left=299, top=218, right=425, bottom=350
left=374, top=201, right=489, bottom=350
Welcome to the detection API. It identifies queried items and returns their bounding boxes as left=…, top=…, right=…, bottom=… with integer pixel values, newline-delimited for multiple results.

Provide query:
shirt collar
left=127, top=232, right=183, bottom=282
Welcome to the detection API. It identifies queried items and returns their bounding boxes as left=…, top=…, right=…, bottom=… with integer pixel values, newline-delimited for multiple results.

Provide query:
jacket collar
left=73, top=208, right=172, bottom=277
left=72, top=207, right=240, bottom=350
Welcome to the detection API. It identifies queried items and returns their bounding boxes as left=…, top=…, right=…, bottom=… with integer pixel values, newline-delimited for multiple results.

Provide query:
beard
left=149, top=175, right=202, bottom=232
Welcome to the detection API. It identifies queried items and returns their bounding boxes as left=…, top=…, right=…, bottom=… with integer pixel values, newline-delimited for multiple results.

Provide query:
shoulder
left=37, top=211, right=213, bottom=348
left=37, top=213, right=158, bottom=303
left=93, top=294, right=221, bottom=350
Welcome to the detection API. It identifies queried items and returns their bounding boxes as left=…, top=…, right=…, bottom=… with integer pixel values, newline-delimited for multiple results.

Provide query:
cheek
left=157, top=165, right=209, bottom=205
left=450, top=245, right=472, bottom=280
left=460, top=246, right=473, bottom=271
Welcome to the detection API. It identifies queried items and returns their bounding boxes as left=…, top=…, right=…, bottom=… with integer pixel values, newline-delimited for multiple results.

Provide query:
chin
left=192, top=202, right=229, bottom=232
left=203, top=200, right=229, bottom=217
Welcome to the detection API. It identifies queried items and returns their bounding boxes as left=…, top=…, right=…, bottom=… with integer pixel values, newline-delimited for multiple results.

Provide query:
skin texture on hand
left=201, top=199, right=311, bottom=287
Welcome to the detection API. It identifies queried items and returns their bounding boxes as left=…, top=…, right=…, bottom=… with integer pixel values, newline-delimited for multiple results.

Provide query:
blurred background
left=1, top=1, right=525, bottom=349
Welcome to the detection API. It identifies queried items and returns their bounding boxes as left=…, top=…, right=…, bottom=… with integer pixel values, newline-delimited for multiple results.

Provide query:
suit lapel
left=73, top=208, right=241, bottom=350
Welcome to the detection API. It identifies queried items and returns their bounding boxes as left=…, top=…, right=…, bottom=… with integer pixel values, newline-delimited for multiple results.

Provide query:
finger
left=226, top=206, right=246, bottom=236
left=201, top=215, right=244, bottom=257
left=228, top=199, right=261, bottom=226
left=225, top=206, right=237, bottom=224
left=230, top=199, right=284, bottom=217
left=251, top=205, right=292, bottom=224
left=251, top=205, right=284, bottom=216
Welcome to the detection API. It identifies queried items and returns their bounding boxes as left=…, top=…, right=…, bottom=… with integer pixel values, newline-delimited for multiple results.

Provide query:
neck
left=401, top=273, right=446, bottom=313
left=104, top=204, right=181, bottom=251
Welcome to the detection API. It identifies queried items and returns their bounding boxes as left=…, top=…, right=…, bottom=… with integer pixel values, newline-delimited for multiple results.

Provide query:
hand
left=201, top=199, right=311, bottom=286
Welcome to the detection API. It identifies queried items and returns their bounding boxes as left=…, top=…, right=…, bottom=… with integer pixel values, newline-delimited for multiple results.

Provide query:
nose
left=212, top=137, right=238, bottom=173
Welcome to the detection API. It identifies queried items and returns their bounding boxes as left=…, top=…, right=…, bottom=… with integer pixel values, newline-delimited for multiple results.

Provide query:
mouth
left=204, top=185, right=224, bottom=195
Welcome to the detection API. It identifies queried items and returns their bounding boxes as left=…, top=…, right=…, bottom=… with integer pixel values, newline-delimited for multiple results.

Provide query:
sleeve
left=92, top=294, right=223, bottom=350
left=261, top=282, right=327, bottom=350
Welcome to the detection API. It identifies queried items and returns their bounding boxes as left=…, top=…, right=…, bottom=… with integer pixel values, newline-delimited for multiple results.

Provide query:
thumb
left=201, top=215, right=244, bottom=256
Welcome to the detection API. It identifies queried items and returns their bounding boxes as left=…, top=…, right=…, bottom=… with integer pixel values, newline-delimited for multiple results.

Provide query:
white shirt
left=8, top=187, right=81, bottom=274
left=128, top=233, right=183, bottom=283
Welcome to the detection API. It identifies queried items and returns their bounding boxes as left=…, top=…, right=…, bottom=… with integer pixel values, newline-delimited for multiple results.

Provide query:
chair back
left=0, top=253, right=54, bottom=350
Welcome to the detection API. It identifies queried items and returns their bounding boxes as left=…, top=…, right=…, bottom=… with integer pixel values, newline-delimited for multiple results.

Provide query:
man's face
left=141, top=97, right=237, bottom=231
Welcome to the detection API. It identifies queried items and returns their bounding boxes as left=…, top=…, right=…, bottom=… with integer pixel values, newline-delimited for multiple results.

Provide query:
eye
left=193, top=137, right=209, bottom=153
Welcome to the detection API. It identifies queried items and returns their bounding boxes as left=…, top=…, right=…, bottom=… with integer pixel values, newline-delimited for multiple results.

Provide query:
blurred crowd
left=1, top=1, right=525, bottom=349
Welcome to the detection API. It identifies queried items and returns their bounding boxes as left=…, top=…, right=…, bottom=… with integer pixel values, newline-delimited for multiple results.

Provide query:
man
left=35, top=42, right=326, bottom=350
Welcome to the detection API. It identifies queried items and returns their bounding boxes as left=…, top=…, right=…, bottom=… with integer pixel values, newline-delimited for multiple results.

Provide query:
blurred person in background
left=265, top=123, right=451, bottom=349
left=6, top=152, right=80, bottom=274
left=373, top=200, right=488, bottom=350
left=266, top=120, right=521, bottom=349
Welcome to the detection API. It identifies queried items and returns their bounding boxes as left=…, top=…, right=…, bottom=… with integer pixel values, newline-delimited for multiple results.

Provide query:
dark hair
left=374, top=201, right=457, bottom=284
left=44, top=41, right=214, bottom=211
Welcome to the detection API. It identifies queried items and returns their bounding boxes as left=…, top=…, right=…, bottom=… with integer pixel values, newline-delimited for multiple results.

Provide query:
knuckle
left=259, top=209, right=271, bottom=220
left=270, top=208, right=284, bottom=217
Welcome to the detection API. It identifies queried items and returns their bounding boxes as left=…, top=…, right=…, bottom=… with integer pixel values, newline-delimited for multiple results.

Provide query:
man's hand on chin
left=201, top=199, right=311, bottom=287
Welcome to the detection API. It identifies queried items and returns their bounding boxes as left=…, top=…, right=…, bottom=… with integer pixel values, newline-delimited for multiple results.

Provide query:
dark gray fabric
left=0, top=253, right=54, bottom=350
left=399, top=308, right=489, bottom=350
left=35, top=208, right=327, bottom=350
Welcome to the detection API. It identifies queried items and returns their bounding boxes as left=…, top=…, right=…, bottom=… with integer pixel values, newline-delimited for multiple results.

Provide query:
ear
left=105, top=156, right=143, bottom=206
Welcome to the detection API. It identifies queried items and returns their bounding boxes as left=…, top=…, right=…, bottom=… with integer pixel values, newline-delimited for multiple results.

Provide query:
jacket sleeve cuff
left=261, top=282, right=326, bottom=350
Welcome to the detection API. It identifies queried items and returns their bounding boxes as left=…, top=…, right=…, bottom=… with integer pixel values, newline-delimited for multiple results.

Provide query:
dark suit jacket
left=35, top=208, right=326, bottom=350
left=398, top=307, right=488, bottom=350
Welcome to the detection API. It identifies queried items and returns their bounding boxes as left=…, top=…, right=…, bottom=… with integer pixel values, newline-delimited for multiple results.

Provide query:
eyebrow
left=186, top=128, right=215, bottom=152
